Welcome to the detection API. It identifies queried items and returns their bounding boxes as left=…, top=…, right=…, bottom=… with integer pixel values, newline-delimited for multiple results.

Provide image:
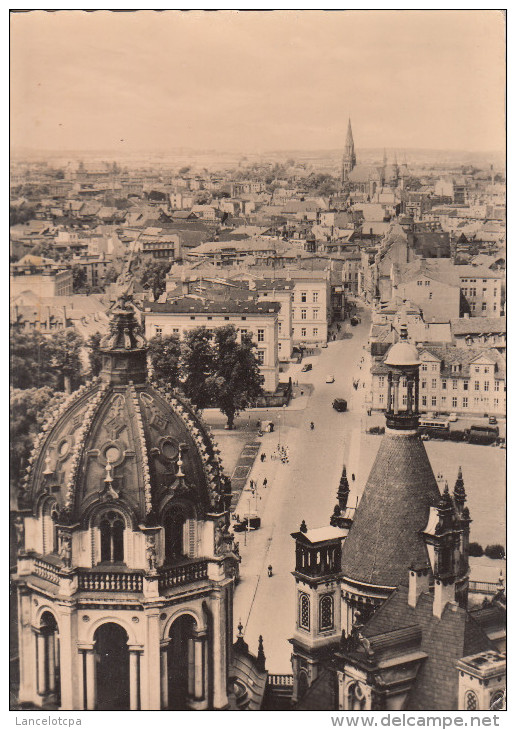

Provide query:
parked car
left=332, top=398, right=347, bottom=412
left=448, top=412, right=458, bottom=422
left=325, top=374, right=335, bottom=383
left=301, top=363, right=312, bottom=372
left=466, top=425, right=499, bottom=445
left=321, top=342, right=328, bottom=348
left=233, top=515, right=261, bottom=532
left=350, top=317, right=359, bottom=326
left=488, top=416, right=498, bottom=425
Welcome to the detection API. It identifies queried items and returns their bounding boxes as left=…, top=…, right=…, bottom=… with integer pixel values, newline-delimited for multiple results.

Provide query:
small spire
left=237, top=620, right=244, bottom=637
left=257, top=635, right=266, bottom=671
left=300, top=519, right=308, bottom=533
left=176, top=444, right=185, bottom=478
left=454, top=466, right=466, bottom=509
left=104, top=460, right=113, bottom=484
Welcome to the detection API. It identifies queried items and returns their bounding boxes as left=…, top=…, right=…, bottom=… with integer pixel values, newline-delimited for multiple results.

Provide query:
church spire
left=454, top=467, right=466, bottom=512
left=342, top=118, right=356, bottom=184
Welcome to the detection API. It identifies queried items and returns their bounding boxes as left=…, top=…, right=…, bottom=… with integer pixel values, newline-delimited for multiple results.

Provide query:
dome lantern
left=99, top=294, right=148, bottom=386
left=383, top=319, right=421, bottom=431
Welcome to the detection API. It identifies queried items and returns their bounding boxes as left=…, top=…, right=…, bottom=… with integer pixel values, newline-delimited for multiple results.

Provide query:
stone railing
left=267, top=674, right=293, bottom=687
left=78, top=570, right=143, bottom=592
left=469, top=580, right=501, bottom=595
left=158, top=560, right=208, bottom=591
left=33, top=558, right=61, bottom=585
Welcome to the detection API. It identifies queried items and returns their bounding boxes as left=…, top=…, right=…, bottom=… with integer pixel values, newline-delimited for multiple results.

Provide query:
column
left=194, top=634, right=206, bottom=700
left=47, top=634, right=56, bottom=693
left=407, top=377, right=414, bottom=413
left=211, top=595, right=228, bottom=709
left=160, top=642, right=169, bottom=709
left=85, top=649, right=96, bottom=710
left=387, top=375, right=393, bottom=413
left=36, top=631, right=47, bottom=696
left=393, top=374, right=400, bottom=414
left=129, top=650, right=140, bottom=711
left=187, top=638, right=195, bottom=697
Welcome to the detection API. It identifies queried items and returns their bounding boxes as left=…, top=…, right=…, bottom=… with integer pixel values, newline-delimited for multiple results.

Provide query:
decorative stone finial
left=300, top=519, right=308, bottom=533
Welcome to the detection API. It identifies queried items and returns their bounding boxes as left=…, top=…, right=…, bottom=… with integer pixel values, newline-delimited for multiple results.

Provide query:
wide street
left=229, top=309, right=372, bottom=672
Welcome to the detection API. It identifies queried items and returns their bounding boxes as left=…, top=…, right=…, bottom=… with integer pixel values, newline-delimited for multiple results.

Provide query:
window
left=484, top=367, right=489, bottom=374
left=173, top=328, right=179, bottom=334
left=312, top=292, right=318, bottom=303
left=417, top=280, right=423, bottom=286
left=379, top=393, right=384, bottom=405
left=425, top=280, right=430, bottom=287
left=422, top=396, right=427, bottom=406
left=402, top=377, right=407, bottom=387
left=431, top=379, right=437, bottom=389
left=421, top=380, right=426, bottom=389
left=474, top=366, right=480, bottom=373
left=452, top=397, right=458, bottom=408
left=378, top=376, right=385, bottom=388
left=429, top=292, right=433, bottom=299
left=474, top=380, right=480, bottom=391
left=484, top=381, right=489, bottom=392
left=494, top=288, right=497, bottom=297
left=482, top=302, right=487, bottom=311
left=431, top=396, right=437, bottom=407
left=278, top=343, right=282, bottom=350
left=474, top=397, right=480, bottom=406
left=313, top=309, right=319, bottom=320
left=441, top=396, right=447, bottom=404
left=299, top=593, right=310, bottom=630
left=463, top=381, right=468, bottom=391
left=469, top=288, right=476, bottom=297
left=431, top=364, right=438, bottom=372
left=442, top=380, right=447, bottom=390
left=257, top=350, right=265, bottom=365
left=278, top=321, right=282, bottom=333
left=99, top=511, right=125, bottom=563
left=313, top=328, right=318, bottom=336
left=465, top=692, right=478, bottom=711
left=240, top=329, right=248, bottom=336
left=493, top=303, right=497, bottom=311
left=494, top=398, right=499, bottom=408
left=301, top=328, right=306, bottom=337
left=452, top=380, right=458, bottom=390
left=494, top=381, right=500, bottom=392
left=402, top=394, right=408, bottom=405
left=301, top=292, right=307, bottom=303
left=421, top=364, right=428, bottom=372
left=42, top=500, right=60, bottom=555
left=462, top=397, right=468, bottom=408
left=319, top=595, right=334, bottom=631
left=257, top=328, right=264, bottom=342
left=301, top=309, right=307, bottom=320
left=155, top=327, right=163, bottom=337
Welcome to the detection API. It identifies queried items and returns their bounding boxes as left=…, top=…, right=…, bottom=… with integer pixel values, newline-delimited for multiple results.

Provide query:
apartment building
left=371, top=344, right=505, bottom=417
left=142, top=297, right=280, bottom=392
left=254, top=279, right=294, bottom=361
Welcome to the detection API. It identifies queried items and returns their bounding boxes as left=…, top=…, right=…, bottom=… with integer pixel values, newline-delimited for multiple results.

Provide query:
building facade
left=142, top=298, right=280, bottom=393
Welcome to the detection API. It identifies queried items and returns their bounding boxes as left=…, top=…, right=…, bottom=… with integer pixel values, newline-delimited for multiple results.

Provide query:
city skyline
left=11, top=10, right=505, bottom=155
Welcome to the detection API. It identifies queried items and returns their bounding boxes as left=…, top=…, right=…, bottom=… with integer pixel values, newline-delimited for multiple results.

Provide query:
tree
left=467, top=542, right=484, bottom=557
left=10, top=329, right=83, bottom=392
left=72, top=264, right=87, bottom=292
left=485, top=545, right=505, bottom=560
left=10, top=386, right=62, bottom=494
left=87, top=332, right=103, bottom=377
left=137, top=260, right=170, bottom=300
left=178, top=166, right=191, bottom=176
left=148, top=334, right=181, bottom=388
left=181, top=328, right=217, bottom=409
left=211, top=327, right=264, bottom=429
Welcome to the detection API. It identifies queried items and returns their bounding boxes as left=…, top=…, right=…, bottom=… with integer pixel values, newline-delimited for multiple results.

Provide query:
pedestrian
left=268, top=565, right=273, bottom=577
left=352, top=473, right=355, bottom=482
left=310, top=421, right=315, bottom=430
left=263, top=478, right=268, bottom=488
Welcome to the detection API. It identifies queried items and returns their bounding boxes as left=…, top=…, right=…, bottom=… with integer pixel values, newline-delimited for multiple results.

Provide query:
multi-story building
left=254, top=279, right=294, bottom=361
left=10, top=260, right=73, bottom=297
left=142, top=297, right=280, bottom=393
left=371, top=344, right=506, bottom=417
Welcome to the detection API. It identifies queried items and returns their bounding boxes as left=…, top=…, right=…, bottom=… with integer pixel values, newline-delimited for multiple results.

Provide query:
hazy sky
left=10, top=10, right=506, bottom=153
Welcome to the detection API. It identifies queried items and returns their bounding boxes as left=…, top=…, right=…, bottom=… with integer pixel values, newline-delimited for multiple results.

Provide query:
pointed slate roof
left=341, top=431, right=441, bottom=587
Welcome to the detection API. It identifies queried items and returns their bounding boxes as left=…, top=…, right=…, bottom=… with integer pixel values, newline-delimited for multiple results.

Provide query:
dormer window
left=452, top=364, right=461, bottom=373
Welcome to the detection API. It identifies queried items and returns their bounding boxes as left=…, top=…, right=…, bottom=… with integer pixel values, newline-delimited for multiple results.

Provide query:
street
left=230, top=310, right=372, bottom=672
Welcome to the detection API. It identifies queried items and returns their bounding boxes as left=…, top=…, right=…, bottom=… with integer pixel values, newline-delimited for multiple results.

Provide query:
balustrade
left=78, top=571, right=143, bottom=592
left=158, top=560, right=208, bottom=590
left=34, top=558, right=61, bottom=585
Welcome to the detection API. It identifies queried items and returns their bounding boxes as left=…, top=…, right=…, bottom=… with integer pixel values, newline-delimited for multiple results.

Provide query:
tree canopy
left=148, top=334, right=181, bottom=389
left=10, top=329, right=84, bottom=392
left=87, top=332, right=103, bottom=378
left=181, top=327, right=218, bottom=409
left=136, top=260, right=170, bottom=300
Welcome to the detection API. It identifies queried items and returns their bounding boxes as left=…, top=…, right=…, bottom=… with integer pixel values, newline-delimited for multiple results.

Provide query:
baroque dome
left=18, top=297, right=229, bottom=526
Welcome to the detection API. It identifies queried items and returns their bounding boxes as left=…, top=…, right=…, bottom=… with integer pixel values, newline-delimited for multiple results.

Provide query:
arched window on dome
left=163, top=503, right=196, bottom=563
left=42, top=499, right=60, bottom=555
left=99, top=511, right=125, bottom=563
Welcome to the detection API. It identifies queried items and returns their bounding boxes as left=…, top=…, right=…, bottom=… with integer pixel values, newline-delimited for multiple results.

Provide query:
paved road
left=231, top=309, right=372, bottom=672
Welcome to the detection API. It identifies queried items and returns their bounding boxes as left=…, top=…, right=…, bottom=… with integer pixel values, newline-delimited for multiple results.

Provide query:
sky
left=10, top=10, right=506, bottom=154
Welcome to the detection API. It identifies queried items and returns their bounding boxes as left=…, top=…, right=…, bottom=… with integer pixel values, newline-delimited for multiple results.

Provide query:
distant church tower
left=341, top=119, right=356, bottom=184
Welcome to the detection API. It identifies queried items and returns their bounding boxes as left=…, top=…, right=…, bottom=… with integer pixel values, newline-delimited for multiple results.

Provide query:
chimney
left=408, top=564, right=431, bottom=608
left=433, top=577, right=456, bottom=618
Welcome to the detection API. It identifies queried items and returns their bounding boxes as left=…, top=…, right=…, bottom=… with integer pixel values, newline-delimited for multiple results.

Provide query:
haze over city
left=11, top=10, right=505, bottom=155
